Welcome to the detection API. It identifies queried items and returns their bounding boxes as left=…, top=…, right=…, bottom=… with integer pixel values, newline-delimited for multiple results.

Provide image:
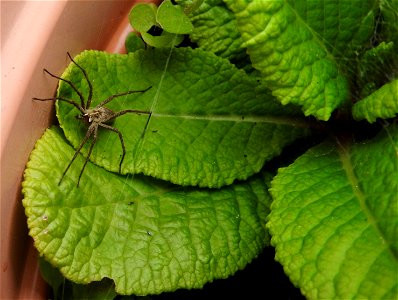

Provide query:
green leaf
left=128, top=3, right=158, bottom=33
left=285, top=0, right=377, bottom=59
left=284, top=0, right=378, bottom=89
left=70, top=279, right=118, bottom=300
left=127, top=2, right=186, bottom=48
left=157, top=0, right=193, bottom=34
left=40, top=257, right=118, bottom=300
left=267, top=125, right=398, bottom=299
left=56, top=49, right=310, bottom=188
left=379, top=0, right=398, bottom=45
left=176, top=0, right=246, bottom=61
left=357, top=42, right=398, bottom=98
left=125, top=32, right=146, bottom=53
left=224, top=0, right=358, bottom=120
left=39, top=257, right=65, bottom=298
left=179, top=0, right=205, bottom=15
left=141, top=31, right=184, bottom=48
left=353, top=79, right=398, bottom=122
left=22, top=127, right=272, bottom=296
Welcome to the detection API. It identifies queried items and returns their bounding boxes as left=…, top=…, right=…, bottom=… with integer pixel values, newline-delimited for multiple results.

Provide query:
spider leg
left=67, top=52, right=93, bottom=109
left=141, top=111, right=153, bottom=139
left=98, top=86, right=152, bottom=107
left=33, top=97, right=85, bottom=114
left=111, top=110, right=152, bottom=139
left=98, top=123, right=126, bottom=174
left=111, top=109, right=151, bottom=119
left=43, top=68, right=86, bottom=109
left=59, top=125, right=95, bottom=187
left=76, top=126, right=98, bottom=187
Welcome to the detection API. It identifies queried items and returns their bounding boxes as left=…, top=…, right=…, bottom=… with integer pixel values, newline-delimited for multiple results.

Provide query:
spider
left=33, top=52, right=152, bottom=187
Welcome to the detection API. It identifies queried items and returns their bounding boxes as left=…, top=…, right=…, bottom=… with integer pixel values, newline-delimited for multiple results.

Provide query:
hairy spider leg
left=98, top=123, right=126, bottom=173
left=32, top=97, right=85, bottom=114
left=64, top=108, right=151, bottom=185
left=112, top=109, right=152, bottom=118
left=42, top=68, right=86, bottom=109
left=98, top=86, right=152, bottom=107
left=95, top=89, right=152, bottom=171
left=141, top=111, right=153, bottom=139
left=76, top=126, right=98, bottom=187
left=67, top=52, right=93, bottom=109
left=100, top=110, right=152, bottom=173
left=59, top=124, right=96, bottom=187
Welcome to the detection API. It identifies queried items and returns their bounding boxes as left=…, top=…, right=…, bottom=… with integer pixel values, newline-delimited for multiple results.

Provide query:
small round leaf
left=129, top=3, right=157, bottom=33
left=157, top=0, right=194, bottom=34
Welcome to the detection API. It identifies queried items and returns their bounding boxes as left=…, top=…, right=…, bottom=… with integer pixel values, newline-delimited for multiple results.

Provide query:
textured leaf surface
left=23, top=127, right=272, bottom=295
left=267, top=126, right=398, bottom=299
left=285, top=0, right=377, bottom=59
left=357, top=42, right=398, bottom=98
left=224, top=0, right=359, bottom=120
left=55, top=49, right=310, bottom=188
left=176, top=0, right=246, bottom=61
left=353, top=79, right=398, bottom=122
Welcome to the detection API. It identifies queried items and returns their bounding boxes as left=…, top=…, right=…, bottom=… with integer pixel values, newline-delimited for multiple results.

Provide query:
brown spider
left=33, top=52, right=152, bottom=187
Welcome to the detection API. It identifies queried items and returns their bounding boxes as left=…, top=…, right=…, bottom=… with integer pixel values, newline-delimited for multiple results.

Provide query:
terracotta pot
left=1, top=1, right=156, bottom=298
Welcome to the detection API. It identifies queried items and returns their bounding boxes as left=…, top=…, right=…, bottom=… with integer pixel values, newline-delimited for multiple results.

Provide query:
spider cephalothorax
left=33, top=52, right=152, bottom=187
left=83, top=107, right=114, bottom=124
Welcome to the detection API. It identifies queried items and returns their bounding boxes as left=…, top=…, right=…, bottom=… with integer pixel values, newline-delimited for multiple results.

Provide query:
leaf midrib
left=152, top=113, right=309, bottom=127
left=337, top=139, right=398, bottom=261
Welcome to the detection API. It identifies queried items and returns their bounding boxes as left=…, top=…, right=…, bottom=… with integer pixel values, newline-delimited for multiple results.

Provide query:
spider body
left=77, top=106, right=117, bottom=129
left=84, top=106, right=115, bottom=124
left=33, top=52, right=152, bottom=187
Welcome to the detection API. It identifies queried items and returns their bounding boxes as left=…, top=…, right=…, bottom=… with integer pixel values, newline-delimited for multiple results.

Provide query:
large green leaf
left=23, top=127, right=272, bottom=295
left=267, top=125, right=398, bottom=299
left=224, top=0, right=377, bottom=120
left=56, top=49, right=310, bottom=188
left=353, top=78, right=398, bottom=122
